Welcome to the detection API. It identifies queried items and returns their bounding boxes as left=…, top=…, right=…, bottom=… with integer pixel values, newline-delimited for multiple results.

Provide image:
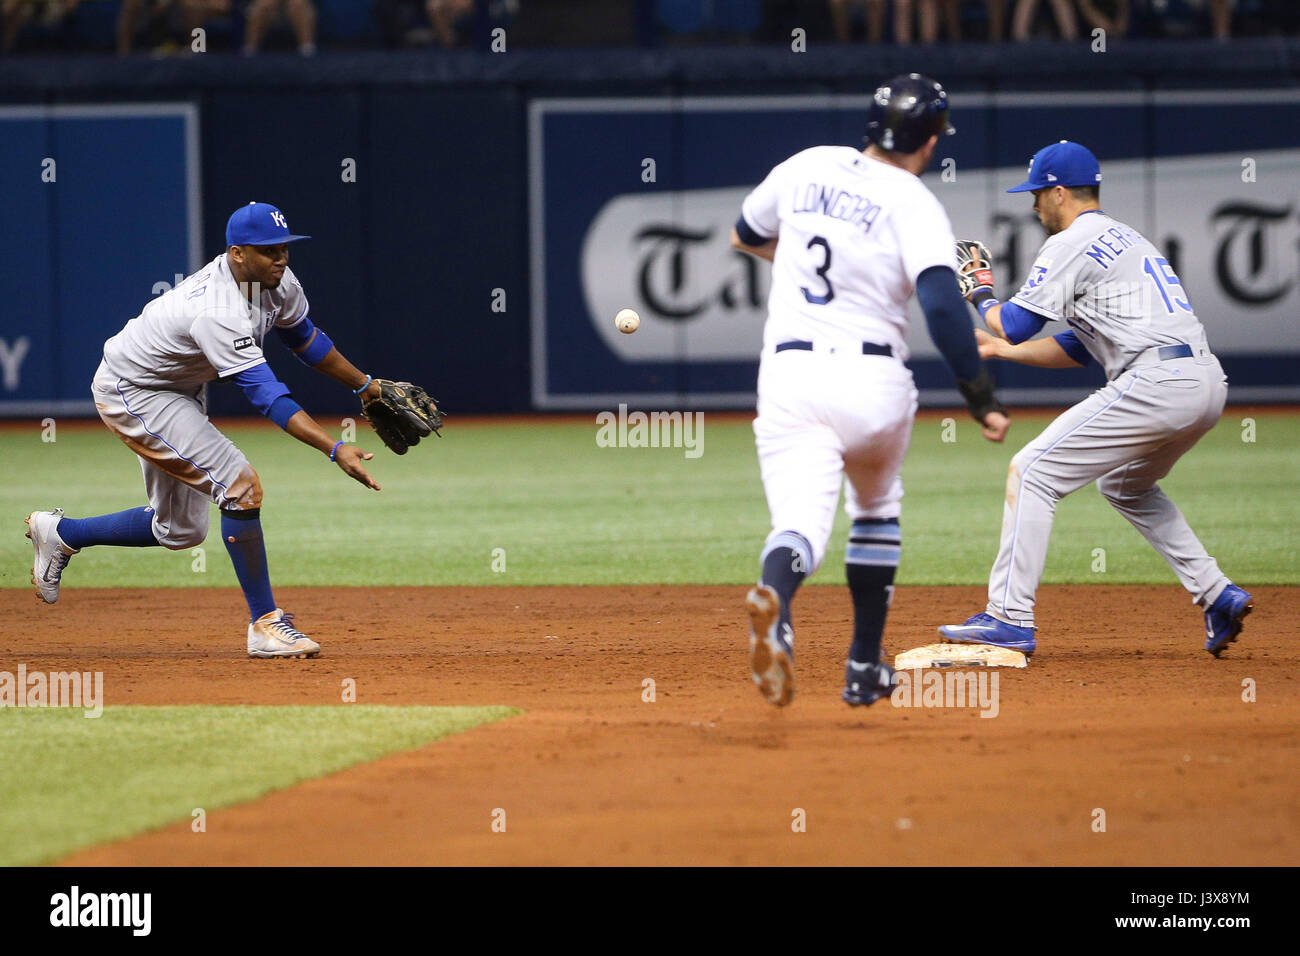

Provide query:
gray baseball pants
left=987, top=349, right=1231, bottom=626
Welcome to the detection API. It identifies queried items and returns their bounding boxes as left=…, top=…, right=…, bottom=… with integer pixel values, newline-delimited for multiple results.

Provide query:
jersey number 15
left=1143, top=256, right=1192, bottom=314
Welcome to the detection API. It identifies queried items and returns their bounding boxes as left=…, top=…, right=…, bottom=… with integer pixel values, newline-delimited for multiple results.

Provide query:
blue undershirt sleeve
left=1052, top=329, right=1095, bottom=367
left=275, top=316, right=334, bottom=367
left=999, top=299, right=1050, bottom=345
left=734, top=214, right=773, bottom=247
left=233, top=363, right=302, bottom=429
left=915, top=265, right=981, bottom=383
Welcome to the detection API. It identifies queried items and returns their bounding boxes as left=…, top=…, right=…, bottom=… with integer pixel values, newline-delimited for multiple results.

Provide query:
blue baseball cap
left=1007, top=141, right=1102, bottom=193
left=225, top=202, right=311, bottom=246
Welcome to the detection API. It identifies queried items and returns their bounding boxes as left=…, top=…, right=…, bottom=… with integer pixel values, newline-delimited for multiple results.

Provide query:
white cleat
left=26, top=509, right=78, bottom=604
left=247, top=608, right=321, bottom=659
left=746, top=584, right=794, bottom=707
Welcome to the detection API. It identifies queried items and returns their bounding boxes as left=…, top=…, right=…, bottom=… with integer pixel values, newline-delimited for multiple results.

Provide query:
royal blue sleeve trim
left=275, top=316, right=333, bottom=367
left=915, top=265, right=981, bottom=383
left=734, top=214, right=773, bottom=246
left=1000, top=299, right=1050, bottom=345
left=1053, top=330, right=1095, bottom=367
left=297, top=327, right=334, bottom=366
left=275, top=314, right=315, bottom=350
left=233, top=363, right=292, bottom=417
left=267, top=395, right=304, bottom=429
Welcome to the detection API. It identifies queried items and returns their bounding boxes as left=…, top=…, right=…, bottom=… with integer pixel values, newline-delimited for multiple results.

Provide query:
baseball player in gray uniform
left=25, top=202, right=387, bottom=658
left=938, top=141, right=1253, bottom=658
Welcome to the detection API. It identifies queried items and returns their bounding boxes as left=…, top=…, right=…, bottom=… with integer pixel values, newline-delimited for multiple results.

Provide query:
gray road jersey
left=1009, top=211, right=1210, bottom=379
left=101, top=253, right=309, bottom=391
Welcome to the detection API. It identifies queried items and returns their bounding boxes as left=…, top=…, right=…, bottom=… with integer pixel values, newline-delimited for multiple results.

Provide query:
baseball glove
left=954, top=239, right=994, bottom=301
left=361, top=379, right=444, bottom=455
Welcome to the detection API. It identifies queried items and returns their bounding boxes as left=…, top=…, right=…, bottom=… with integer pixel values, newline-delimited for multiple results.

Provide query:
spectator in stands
left=4, top=0, right=80, bottom=54
left=984, top=0, right=1007, bottom=41
left=1209, top=0, right=1231, bottom=39
left=918, top=0, right=961, bottom=42
left=1012, top=0, right=1077, bottom=40
left=428, top=0, right=474, bottom=47
left=1077, top=0, right=1128, bottom=37
left=118, top=0, right=229, bottom=55
left=829, top=0, right=961, bottom=44
left=243, top=0, right=317, bottom=55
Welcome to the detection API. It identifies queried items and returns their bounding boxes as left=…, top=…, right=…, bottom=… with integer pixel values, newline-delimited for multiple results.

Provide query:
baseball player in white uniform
left=938, top=141, right=1253, bottom=657
left=731, top=74, right=1010, bottom=708
left=25, top=202, right=387, bottom=658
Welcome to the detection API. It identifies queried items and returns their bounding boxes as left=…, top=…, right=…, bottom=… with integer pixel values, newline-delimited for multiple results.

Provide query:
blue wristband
left=329, top=440, right=344, bottom=462
left=352, top=375, right=372, bottom=395
left=977, top=295, right=1000, bottom=319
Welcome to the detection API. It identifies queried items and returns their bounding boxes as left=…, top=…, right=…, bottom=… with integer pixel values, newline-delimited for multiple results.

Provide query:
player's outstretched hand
left=335, top=444, right=382, bottom=491
left=980, top=410, right=1010, bottom=443
left=974, top=328, right=1004, bottom=360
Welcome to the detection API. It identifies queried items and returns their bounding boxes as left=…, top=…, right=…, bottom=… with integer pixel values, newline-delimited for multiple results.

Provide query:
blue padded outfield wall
left=1, top=43, right=1297, bottom=416
left=0, top=105, right=199, bottom=415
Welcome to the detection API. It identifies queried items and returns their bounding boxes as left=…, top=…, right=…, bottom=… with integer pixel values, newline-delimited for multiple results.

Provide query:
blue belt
left=776, top=339, right=893, bottom=357
left=1156, top=344, right=1193, bottom=360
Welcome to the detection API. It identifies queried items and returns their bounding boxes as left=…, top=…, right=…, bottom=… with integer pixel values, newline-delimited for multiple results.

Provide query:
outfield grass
left=0, top=411, right=1295, bottom=588
left=0, top=705, right=516, bottom=866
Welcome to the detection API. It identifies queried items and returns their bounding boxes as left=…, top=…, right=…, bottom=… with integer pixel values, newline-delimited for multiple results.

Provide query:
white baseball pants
left=754, top=345, right=918, bottom=574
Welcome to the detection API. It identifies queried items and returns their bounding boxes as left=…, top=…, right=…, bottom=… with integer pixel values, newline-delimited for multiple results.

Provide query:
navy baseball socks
left=57, top=506, right=160, bottom=549
left=220, top=509, right=277, bottom=621
left=747, top=532, right=809, bottom=706
left=843, top=518, right=900, bottom=707
left=759, top=533, right=810, bottom=633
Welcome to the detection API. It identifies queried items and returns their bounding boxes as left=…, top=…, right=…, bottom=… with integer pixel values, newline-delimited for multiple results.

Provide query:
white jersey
left=102, top=253, right=309, bottom=391
left=1010, top=210, right=1211, bottom=379
left=740, top=145, right=958, bottom=359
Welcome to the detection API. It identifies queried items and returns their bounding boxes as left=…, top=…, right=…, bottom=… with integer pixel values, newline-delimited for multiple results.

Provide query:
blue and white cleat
left=1204, top=584, right=1252, bottom=658
left=938, top=612, right=1037, bottom=656
left=842, top=659, right=896, bottom=707
left=746, top=584, right=794, bottom=707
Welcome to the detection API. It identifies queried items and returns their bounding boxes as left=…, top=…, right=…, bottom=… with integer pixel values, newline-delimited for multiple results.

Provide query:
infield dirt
left=4, top=584, right=1295, bottom=866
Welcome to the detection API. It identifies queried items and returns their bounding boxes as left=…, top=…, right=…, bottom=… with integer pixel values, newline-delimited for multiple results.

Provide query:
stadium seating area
left=2, top=0, right=1295, bottom=56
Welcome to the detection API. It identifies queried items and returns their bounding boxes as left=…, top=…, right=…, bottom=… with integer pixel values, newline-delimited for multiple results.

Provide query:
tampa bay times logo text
left=50, top=886, right=151, bottom=936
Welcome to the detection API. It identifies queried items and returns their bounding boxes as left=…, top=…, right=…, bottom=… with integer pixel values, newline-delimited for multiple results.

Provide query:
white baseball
left=615, top=308, right=640, bottom=334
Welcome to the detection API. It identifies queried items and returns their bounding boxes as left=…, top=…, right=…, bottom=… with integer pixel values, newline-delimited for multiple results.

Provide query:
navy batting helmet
left=864, top=74, right=955, bottom=154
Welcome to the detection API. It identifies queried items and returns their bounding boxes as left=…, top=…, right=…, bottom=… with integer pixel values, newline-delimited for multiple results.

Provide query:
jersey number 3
left=801, top=236, right=835, bottom=305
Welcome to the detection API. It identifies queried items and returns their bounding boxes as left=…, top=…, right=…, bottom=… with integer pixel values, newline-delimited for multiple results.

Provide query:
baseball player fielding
left=25, top=202, right=442, bottom=659
left=938, top=141, right=1252, bottom=658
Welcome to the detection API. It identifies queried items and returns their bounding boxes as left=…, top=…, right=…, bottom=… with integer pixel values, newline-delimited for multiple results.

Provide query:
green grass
left=0, top=705, right=516, bottom=866
left=1, top=412, right=1296, bottom=588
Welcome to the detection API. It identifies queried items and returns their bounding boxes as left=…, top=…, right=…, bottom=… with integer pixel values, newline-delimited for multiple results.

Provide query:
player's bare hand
left=980, top=410, right=1010, bottom=443
left=974, top=328, right=1003, bottom=360
left=335, top=445, right=382, bottom=491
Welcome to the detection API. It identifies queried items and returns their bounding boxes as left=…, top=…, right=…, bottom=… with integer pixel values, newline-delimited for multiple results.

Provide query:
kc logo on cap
left=225, top=202, right=311, bottom=247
